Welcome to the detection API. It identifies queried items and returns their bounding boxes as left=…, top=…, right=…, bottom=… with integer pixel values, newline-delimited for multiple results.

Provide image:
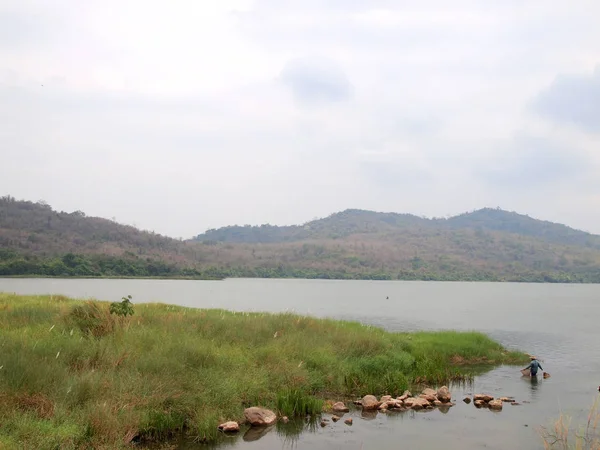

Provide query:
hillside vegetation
left=2, top=196, right=600, bottom=282
left=0, top=293, right=527, bottom=448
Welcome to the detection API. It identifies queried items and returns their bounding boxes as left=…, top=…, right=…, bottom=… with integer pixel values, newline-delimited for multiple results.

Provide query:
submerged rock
left=474, top=394, right=494, bottom=403
left=244, top=407, right=277, bottom=426
left=332, top=401, right=349, bottom=413
left=463, top=397, right=472, bottom=404
left=344, top=418, right=353, bottom=425
left=489, top=399, right=503, bottom=410
left=218, top=421, right=240, bottom=432
left=332, top=415, right=340, bottom=422
left=361, top=395, right=381, bottom=410
left=499, top=397, right=514, bottom=403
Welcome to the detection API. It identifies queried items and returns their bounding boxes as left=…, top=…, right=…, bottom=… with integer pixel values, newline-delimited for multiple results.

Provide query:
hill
left=2, top=195, right=600, bottom=282
left=0, top=196, right=204, bottom=278
left=195, top=207, right=600, bottom=249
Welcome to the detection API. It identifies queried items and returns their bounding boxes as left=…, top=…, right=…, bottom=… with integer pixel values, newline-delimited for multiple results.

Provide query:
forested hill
left=0, top=196, right=201, bottom=278
left=3, top=196, right=600, bottom=282
left=194, top=208, right=600, bottom=249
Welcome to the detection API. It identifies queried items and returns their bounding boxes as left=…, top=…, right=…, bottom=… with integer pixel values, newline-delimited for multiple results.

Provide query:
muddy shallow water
left=2, top=278, right=599, bottom=449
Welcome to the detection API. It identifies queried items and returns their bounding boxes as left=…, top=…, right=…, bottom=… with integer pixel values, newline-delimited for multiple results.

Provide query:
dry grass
left=541, top=396, right=600, bottom=450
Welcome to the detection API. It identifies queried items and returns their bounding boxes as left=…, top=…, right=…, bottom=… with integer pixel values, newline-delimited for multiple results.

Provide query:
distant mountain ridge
left=3, top=196, right=600, bottom=283
left=194, top=207, right=600, bottom=249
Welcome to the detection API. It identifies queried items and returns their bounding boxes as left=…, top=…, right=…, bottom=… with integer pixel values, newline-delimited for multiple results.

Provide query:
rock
left=244, top=407, right=277, bottom=426
left=344, top=418, right=353, bottom=425
left=353, top=400, right=363, bottom=406
left=218, top=421, right=240, bottom=432
left=474, top=400, right=486, bottom=408
left=474, top=394, right=494, bottom=403
left=281, top=416, right=289, bottom=423
left=489, top=399, right=503, bottom=410
left=398, top=390, right=412, bottom=401
left=420, top=388, right=437, bottom=402
left=332, top=415, right=340, bottom=422
left=404, top=397, right=431, bottom=410
left=511, top=402, right=521, bottom=406
left=463, top=397, right=472, bottom=404
left=500, top=397, right=514, bottom=402
left=378, top=402, right=388, bottom=411
left=433, top=400, right=443, bottom=407
left=332, top=401, right=350, bottom=413
left=380, top=395, right=392, bottom=403
left=387, top=400, right=403, bottom=409
left=320, top=420, right=327, bottom=427
left=437, top=386, right=451, bottom=403
left=361, top=395, right=381, bottom=411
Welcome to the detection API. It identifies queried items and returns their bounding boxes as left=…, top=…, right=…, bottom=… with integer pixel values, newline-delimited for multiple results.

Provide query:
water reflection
left=242, top=425, right=274, bottom=442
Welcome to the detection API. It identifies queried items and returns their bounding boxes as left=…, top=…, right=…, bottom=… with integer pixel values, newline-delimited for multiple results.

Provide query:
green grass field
left=0, top=293, right=528, bottom=449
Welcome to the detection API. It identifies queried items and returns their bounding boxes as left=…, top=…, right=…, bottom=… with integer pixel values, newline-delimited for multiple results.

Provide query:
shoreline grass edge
left=0, top=293, right=528, bottom=449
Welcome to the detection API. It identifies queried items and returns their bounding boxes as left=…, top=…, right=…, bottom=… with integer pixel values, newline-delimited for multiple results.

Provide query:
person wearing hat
left=524, top=356, right=543, bottom=377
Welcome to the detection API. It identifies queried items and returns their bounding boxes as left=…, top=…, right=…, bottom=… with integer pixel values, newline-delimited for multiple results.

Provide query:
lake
left=1, top=278, right=599, bottom=449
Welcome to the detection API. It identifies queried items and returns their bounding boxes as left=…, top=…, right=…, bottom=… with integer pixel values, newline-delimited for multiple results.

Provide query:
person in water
left=525, top=356, right=543, bottom=377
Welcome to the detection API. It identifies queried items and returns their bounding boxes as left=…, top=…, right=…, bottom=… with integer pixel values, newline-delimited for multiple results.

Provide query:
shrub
left=110, top=295, right=134, bottom=317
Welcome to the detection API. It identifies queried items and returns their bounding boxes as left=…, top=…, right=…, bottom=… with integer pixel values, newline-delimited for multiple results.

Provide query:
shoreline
left=0, top=293, right=528, bottom=448
left=1, top=274, right=598, bottom=284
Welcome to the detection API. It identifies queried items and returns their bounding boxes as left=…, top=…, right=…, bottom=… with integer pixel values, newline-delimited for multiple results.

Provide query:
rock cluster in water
left=354, top=386, right=455, bottom=412
left=218, top=388, right=522, bottom=435
left=468, top=394, right=519, bottom=410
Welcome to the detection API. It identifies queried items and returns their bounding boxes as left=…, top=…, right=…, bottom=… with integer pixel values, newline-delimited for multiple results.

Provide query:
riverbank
left=0, top=293, right=528, bottom=449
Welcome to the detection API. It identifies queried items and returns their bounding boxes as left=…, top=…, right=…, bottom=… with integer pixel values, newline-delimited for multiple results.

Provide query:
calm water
left=1, top=278, right=599, bottom=449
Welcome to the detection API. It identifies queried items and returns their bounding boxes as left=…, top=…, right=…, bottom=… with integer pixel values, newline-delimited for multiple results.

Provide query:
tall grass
left=0, top=293, right=528, bottom=448
left=541, top=396, right=600, bottom=450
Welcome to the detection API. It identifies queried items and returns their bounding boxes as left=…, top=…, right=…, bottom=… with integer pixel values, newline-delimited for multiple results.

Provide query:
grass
left=0, top=293, right=528, bottom=449
left=541, top=396, right=600, bottom=450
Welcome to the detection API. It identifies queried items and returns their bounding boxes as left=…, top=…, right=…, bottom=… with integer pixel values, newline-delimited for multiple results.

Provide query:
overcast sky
left=2, top=0, right=600, bottom=237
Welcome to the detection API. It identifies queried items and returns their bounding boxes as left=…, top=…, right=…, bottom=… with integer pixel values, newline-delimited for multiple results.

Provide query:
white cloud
left=1, top=0, right=600, bottom=236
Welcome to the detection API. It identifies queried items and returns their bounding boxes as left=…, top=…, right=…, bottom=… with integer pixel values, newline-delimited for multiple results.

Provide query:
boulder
left=380, top=395, right=393, bottom=403
left=436, top=386, right=451, bottom=403
left=474, top=394, right=494, bottom=403
left=474, top=400, right=486, bottom=408
left=489, top=399, right=503, bottom=410
left=332, top=402, right=350, bottom=413
left=218, top=421, right=240, bottom=432
left=344, top=418, right=353, bottom=425
left=361, top=395, right=381, bottom=411
left=244, top=407, right=277, bottom=426
left=433, top=400, right=443, bottom=407
left=463, top=397, right=472, bottom=404
left=378, top=402, right=388, bottom=411
left=332, top=415, right=340, bottom=422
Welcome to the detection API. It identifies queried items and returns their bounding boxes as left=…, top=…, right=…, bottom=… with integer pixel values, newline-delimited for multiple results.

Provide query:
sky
left=2, top=0, right=600, bottom=238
